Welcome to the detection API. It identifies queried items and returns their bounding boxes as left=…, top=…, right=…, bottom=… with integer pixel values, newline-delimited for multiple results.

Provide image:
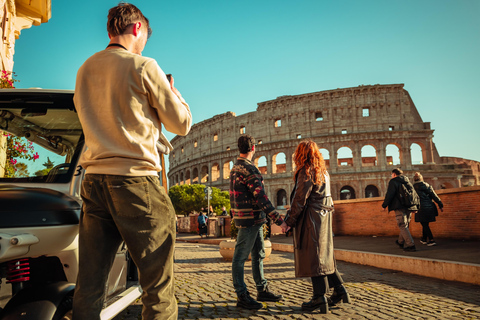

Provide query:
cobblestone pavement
left=114, top=242, right=480, bottom=319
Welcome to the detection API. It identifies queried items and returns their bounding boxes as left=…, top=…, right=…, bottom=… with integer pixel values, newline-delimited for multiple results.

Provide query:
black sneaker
left=420, top=239, right=428, bottom=245
left=395, top=240, right=404, bottom=249
left=403, top=245, right=416, bottom=252
left=237, top=291, right=263, bottom=309
left=257, top=285, right=283, bottom=302
left=427, top=240, right=437, bottom=246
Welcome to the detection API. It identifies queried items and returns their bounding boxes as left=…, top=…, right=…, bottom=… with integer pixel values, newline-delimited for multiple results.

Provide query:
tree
left=2, top=133, right=39, bottom=178
left=35, top=157, right=55, bottom=176
left=169, top=184, right=230, bottom=216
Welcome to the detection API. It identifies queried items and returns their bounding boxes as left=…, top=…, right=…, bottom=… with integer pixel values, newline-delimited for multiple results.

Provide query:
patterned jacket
left=229, top=157, right=284, bottom=228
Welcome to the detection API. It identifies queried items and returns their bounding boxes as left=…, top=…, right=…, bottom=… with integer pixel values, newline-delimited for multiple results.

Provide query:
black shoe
left=427, top=240, right=437, bottom=246
left=403, top=245, right=416, bottom=252
left=395, top=240, right=404, bottom=249
left=237, top=291, right=263, bottom=309
left=302, top=295, right=328, bottom=313
left=420, top=239, right=428, bottom=245
left=328, top=285, right=351, bottom=306
left=257, top=285, right=283, bottom=302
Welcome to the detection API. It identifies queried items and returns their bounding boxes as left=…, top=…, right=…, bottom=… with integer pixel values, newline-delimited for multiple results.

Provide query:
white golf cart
left=0, top=89, right=141, bottom=319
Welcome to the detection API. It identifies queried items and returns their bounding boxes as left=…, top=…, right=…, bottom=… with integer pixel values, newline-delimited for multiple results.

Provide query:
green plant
left=168, top=184, right=230, bottom=216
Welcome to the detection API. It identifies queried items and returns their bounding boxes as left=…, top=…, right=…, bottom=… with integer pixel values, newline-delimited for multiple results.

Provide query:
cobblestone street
left=115, top=242, right=480, bottom=319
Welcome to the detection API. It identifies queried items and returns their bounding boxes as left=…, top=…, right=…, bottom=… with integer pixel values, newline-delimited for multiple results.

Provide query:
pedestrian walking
left=198, top=211, right=208, bottom=238
left=230, top=134, right=284, bottom=309
left=282, top=140, right=350, bottom=314
left=382, top=168, right=419, bottom=252
left=413, top=172, right=444, bottom=246
left=72, top=3, right=192, bottom=319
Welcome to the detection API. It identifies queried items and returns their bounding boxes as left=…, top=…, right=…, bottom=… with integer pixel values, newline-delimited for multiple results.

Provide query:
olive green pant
left=72, top=174, right=177, bottom=320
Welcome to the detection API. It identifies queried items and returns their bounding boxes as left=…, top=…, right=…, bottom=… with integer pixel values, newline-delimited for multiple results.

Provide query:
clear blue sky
left=12, top=0, right=480, bottom=163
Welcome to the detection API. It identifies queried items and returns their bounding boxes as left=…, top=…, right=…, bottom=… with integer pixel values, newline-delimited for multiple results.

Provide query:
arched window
left=365, top=185, right=379, bottom=198
left=211, top=163, right=220, bottom=182
left=272, top=152, right=286, bottom=174
left=320, top=148, right=330, bottom=168
left=223, top=161, right=233, bottom=180
left=340, top=186, right=356, bottom=200
left=411, top=143, right=423, bottom=164
left=192, top=168, right=199, bottom=184
left=255, top=156, right=267, bottom=174
left=201, top=166, right=209, bottom=183
left=185, top=170, right=191, bottom=185
left=276, top=189, right=287, bottom=209
left=361, top=145, right=377, bottom=167
left=386, top=144, right=401, bottom=166
left=337, top=147, right=353, bottom=167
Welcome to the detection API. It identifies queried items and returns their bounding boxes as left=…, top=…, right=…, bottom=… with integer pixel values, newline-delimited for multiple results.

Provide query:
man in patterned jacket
left=230, top=134, right=286, bottom=309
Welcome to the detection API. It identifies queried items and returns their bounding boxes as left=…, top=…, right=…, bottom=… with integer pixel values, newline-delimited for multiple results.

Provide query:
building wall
left=168, top=84, right=480, bottom=203
left=178, top=186, right=480, bottom=240
left=333, top=186, right=480, bottom=240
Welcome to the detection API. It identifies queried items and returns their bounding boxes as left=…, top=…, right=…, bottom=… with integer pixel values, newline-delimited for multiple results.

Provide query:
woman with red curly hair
left=283, top=139, right=350, bottom=313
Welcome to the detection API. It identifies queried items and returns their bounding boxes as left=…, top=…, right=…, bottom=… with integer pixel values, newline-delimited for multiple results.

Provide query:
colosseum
left=168, top=83, right=480, bottom=207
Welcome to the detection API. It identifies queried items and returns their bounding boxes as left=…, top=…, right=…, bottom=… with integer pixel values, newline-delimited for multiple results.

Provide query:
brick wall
left=177, top=186, right=480, bottom=240
left=333, top=186, right=480, bottom=240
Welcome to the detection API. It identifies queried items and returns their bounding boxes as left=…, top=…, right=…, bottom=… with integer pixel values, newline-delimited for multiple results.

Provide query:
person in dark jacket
left=413, top=172, right=443, bottom=246
left=230, top=134, right=285, bottom=309
left=283, top=140, right=350, bottom=313
left=382, top=168, right=419, bottom=252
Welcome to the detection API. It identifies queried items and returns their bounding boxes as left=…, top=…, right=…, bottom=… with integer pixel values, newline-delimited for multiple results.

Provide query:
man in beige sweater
left=72, top=3, right=191, bottom=320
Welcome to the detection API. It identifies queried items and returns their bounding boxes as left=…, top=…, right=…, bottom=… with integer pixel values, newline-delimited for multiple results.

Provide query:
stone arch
left=340, top=185, right=356, bottom=200
left=386, top=144, right=401, bottom=166
left=255, top=155, right=268, bottom=174
left=337, top=146, right=353, bottom=167
left=211, top=163, right=220, bottom=182
left=410, top=142, right=424, bottom=165
left=319, top=148, right=330, bottom=168
left=180, top=172, right=184, bottom=185
left=276, top=189, right=288, bottom=209
left=192, top=167, right=199, bottom=184
left=272, top=152, right=286, bottom=174
left=185, top=170, right=191, bottom=185
left=361, top=145, right=377, bottom=167
left=200, top=165, right=209, bottom=183
left=365, top=184, right=379, bottom=198
left=223, top=160, right=233, bottom=180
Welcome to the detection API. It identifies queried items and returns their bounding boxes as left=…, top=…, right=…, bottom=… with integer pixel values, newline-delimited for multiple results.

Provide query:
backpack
left=398, top=182, right=420, bottom=209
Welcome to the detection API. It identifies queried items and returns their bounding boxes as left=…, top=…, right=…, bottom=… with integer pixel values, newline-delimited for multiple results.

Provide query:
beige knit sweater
left=74, top=48, right=191, bottom=176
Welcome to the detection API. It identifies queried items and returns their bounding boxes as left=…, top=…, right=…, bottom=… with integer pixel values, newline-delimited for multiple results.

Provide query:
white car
left=0, top=89, right=141, bottom=320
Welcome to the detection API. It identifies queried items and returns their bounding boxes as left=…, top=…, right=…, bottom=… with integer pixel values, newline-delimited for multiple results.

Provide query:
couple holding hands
left=230, top=136, right=350, bottom=314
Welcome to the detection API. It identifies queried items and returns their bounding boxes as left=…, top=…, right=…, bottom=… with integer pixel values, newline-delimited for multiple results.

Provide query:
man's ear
left=132, top=22, right=142, bottom=37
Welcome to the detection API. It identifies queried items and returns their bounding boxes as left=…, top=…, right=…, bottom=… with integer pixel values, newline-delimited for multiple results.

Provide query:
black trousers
left=311, top=270, right=344, bottom=296
left=420, top=221, right=434, bottom=240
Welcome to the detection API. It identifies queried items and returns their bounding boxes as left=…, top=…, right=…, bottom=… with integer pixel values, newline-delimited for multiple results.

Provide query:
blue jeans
left=72, top=174, right=177, bottom=320
left=232, top=223, right=267, bottom=296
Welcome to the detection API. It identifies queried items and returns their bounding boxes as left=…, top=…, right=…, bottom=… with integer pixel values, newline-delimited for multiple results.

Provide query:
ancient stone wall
left=168, top=84, right=480, bottom=205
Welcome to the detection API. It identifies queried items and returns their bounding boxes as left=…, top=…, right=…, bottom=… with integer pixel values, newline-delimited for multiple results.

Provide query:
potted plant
left=219, top=219, right=272, bottom=260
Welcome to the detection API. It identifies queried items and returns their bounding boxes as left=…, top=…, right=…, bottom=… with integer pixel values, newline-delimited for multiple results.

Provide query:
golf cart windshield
left=0, top=90, right=83, bottom=183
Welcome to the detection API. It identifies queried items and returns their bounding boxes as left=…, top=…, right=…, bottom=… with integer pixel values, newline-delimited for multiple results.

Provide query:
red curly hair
left=293, top=139, right=327, bottom=184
